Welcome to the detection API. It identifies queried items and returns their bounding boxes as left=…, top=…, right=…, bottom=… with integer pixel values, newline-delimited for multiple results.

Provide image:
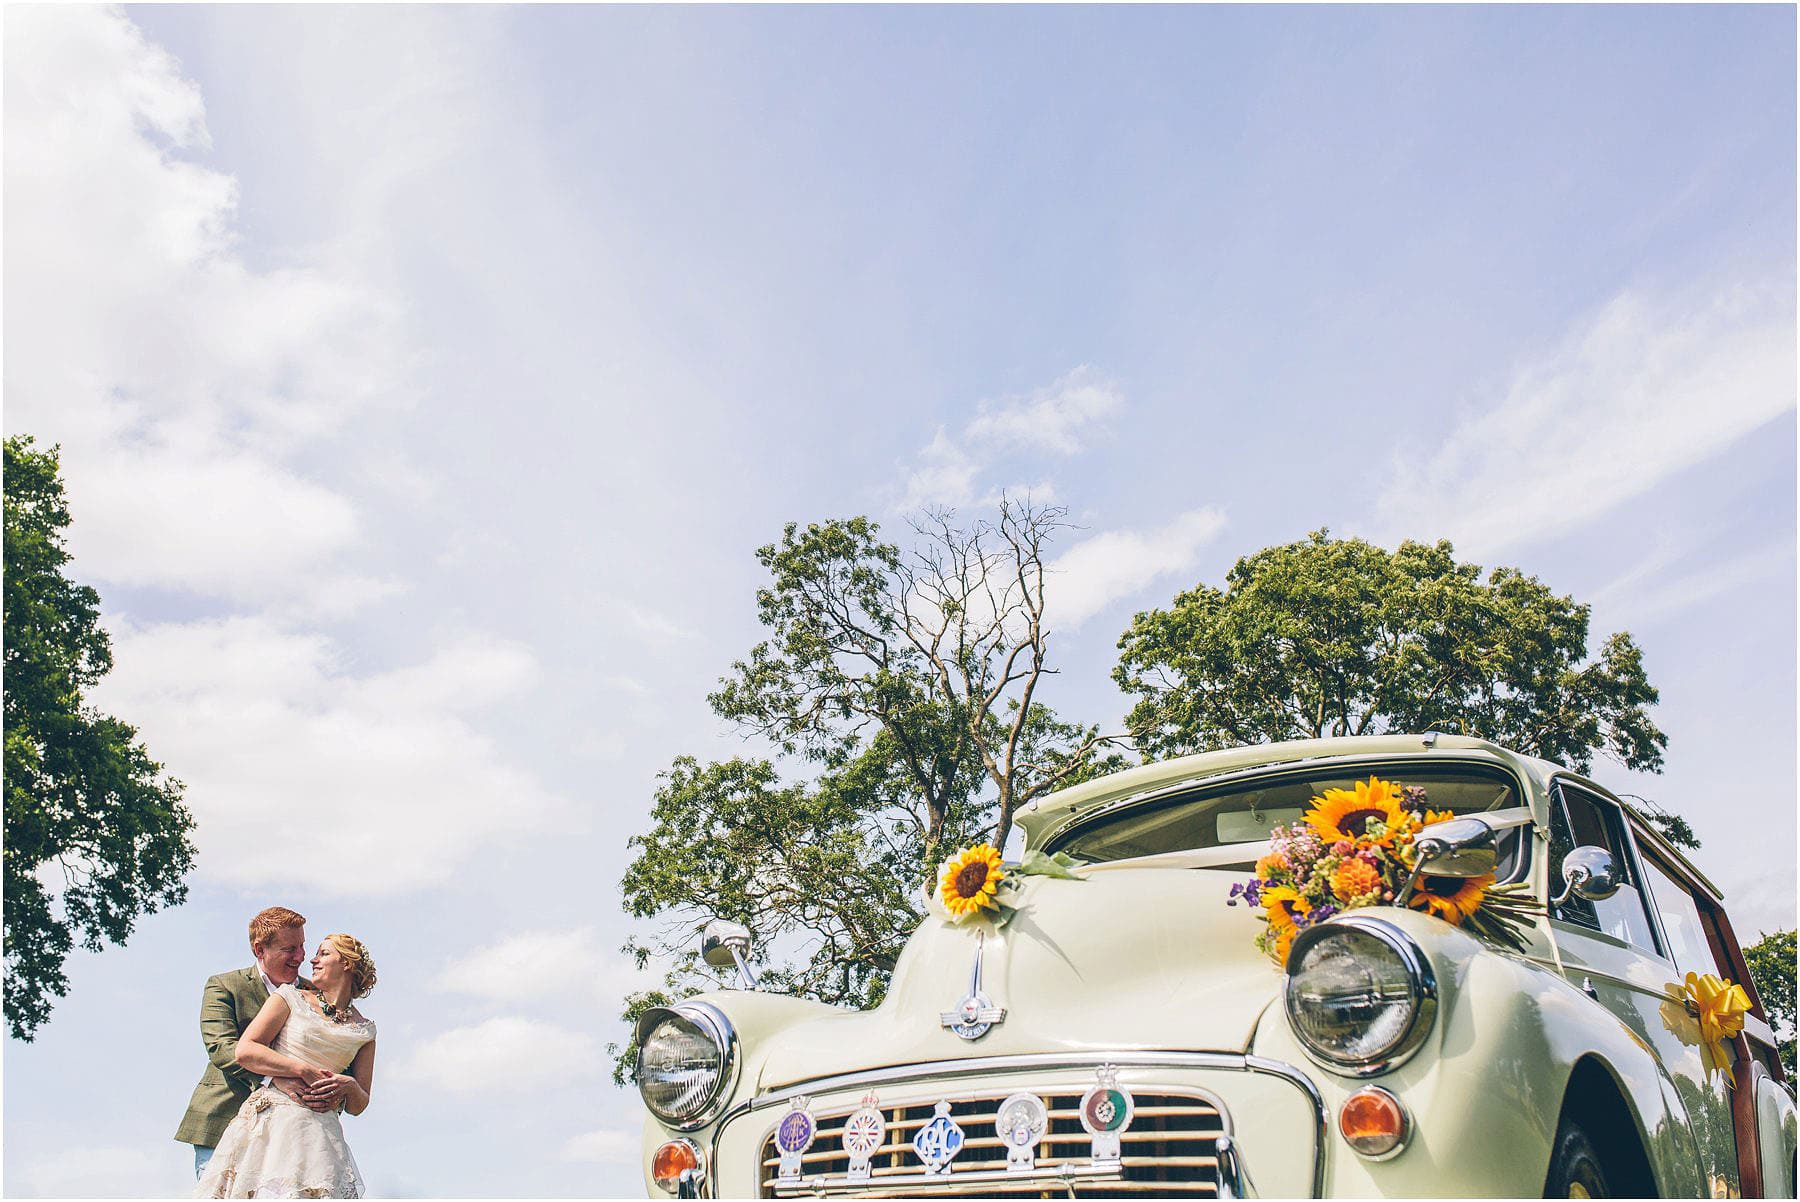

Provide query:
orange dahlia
left=1330, top=858, right=1382, bottom=904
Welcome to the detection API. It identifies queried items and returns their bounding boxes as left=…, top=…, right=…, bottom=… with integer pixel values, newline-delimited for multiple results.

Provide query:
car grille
left=757, top=1090, right=1227, bottom=1197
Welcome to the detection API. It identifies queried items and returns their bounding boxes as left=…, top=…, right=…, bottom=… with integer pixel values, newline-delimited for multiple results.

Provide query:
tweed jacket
left=174, top=966, right=273, bottom=1147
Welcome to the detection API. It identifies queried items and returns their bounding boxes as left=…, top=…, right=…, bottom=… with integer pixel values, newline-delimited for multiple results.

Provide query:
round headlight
left=1284, top=917, right=1436, bottom=1075
left=636, top=1003, right=738, bottom=1128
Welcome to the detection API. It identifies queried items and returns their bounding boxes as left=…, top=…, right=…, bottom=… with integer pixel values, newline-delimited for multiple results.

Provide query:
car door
left=1544, top=777, right=1737, bottom=1196
left=1637, top=834, right=1798, bottom=1198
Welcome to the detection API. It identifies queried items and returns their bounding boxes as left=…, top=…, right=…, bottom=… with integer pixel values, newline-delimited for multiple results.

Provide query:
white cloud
left=433, top=928, right=663, bottom=1005
left=1370, top=282, right=1795, bottom=559
left=4, top=5, right=410, bottom=604
left=593, top=597, right=698, bottom=644
left=900, top=426, right=983, bottom=511
left=1046, top=508, right=1228, bottom=631
left=561, top=1128, right=642, bottom=1165
left=603, top=675, right=652, bottom=697
left=899, top=367, right=1125, bottom=510
left=391, top=1016, right=603, bottom=1094
left=1590, top=539, right=1795, bottom=632
left=9, top=1142, right=182, bottom=1197
left=90, top=617, right=561, bottom=896
left=965, top=365, right=1125, bottom=456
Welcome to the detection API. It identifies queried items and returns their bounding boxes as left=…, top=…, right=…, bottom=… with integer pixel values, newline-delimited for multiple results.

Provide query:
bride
left=196, top=934, right=378, bottom=1199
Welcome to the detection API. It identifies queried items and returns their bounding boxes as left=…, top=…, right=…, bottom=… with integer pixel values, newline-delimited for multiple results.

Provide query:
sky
left=2, top=4, right=1794, bottom=1197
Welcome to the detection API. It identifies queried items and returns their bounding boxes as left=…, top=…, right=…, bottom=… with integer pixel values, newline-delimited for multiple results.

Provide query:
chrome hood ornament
left=939, top=929, right=1006, bottom=1040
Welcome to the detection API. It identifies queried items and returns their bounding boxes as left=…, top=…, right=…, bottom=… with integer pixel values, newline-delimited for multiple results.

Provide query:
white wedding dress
left=195, top=983, right=375, bottom=1199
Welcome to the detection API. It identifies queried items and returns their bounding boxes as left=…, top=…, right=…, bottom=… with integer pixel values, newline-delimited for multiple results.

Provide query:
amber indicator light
left=1339, top=1087, right=1407, bottom=1157
left=652, top=1140, right=700, bottom=1193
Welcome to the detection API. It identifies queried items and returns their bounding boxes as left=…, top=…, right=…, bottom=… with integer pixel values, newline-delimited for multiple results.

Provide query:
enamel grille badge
left=775, top=1096, right=816, bottom=1180
left=841, top=1092, right=886, bottom=1183
left=1079, top=1065, right=1135, bottom=1166
left=996, top=1092, right=1048, bottom=1173
left=912, top=1101, right=966, bottom=1175
left=939, top=930, right=1006, bottom=1041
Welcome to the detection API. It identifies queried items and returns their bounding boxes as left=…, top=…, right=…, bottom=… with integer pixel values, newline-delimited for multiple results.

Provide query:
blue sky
left=4, top=5, right=1793, bottom=1196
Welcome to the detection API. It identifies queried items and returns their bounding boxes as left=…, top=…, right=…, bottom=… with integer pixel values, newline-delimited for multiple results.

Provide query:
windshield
left=1048, top=760, right=1530, bottom=882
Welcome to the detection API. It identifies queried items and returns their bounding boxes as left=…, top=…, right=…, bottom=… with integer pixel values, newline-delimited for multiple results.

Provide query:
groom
left=174, top=906, right=329, bottom=1178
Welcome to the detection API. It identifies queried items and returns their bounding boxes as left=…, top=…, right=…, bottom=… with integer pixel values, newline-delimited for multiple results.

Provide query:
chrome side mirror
left=1553, top=846, right=1622, bottom=907
left=700, top=919, right=760, bottom=991
left=1413, top=818, right=1498, bottom=879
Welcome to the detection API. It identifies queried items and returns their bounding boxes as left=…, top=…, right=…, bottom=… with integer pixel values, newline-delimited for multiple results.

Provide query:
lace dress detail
left=195, top=984, right=375, bottom=1199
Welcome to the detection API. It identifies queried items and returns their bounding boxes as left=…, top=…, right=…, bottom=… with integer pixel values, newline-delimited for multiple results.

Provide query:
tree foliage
left=1745, top=928, right=1796, bottom=1077
left=4, top=436, right=196, bottom=1040
left=615, top=502, right=1124, bottom=1077
left=1115, top=531, right=1669, bottom=775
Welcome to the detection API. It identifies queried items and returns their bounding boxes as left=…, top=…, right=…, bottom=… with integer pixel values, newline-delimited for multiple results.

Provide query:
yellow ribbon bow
left=1683, top=971, right=1752, bottom=1087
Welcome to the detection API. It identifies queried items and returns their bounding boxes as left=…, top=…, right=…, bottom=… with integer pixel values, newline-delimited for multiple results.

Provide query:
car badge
left=996, top=1092, right=1049, bottom=1173
left=939, top=929, right=1006, bottom=1041
left=1079, top=1064, right=1135, bottom=1166
left=912, top=1100, right=965, bottom=1175
left=775, top=1096, right=817, bottom=1180
left=842, top=1091, right=886, bottom=1183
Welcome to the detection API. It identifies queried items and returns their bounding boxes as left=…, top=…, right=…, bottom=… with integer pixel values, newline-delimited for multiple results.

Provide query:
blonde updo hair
left=322, top=933, right=377, bottom=999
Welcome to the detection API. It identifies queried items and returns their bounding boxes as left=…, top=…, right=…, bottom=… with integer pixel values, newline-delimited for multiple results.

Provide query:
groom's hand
left=271, top=1075, right=335, bottom=1113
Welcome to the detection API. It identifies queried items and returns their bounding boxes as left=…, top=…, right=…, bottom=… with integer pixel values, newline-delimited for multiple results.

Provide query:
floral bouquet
left=1228, top=776, right=1540, bottom=966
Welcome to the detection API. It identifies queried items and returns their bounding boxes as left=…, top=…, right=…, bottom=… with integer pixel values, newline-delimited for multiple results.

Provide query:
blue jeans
left=193, top=1143, right=215, bottom=1179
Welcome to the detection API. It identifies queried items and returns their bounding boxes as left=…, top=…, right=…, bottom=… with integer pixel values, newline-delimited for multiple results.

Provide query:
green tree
left=4, top=436, right=196, bottom=1040
left=1114, top=531, right=1686, bottom=841
left=1745, top=929, right=1795, bottom=1077
left=615, top=502, right=1123, bottom=1079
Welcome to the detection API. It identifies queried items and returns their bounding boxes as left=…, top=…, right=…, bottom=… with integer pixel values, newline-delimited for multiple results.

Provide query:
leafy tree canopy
left=615, top=502, right=1124, bottom=1079
left=4, top=436, right=196, bottom=1040
left=1745, top=928, right=1796, bottom=1077
left=1116, top=530, right=1669, bottom=768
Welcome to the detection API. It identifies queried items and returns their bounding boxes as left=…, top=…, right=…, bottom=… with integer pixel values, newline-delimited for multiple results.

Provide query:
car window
left=1052, top=761, right=1527, bottom=882
left=1548, top=783, right=1660, bottom=953
left=1640, top=853, right=1725, bottom=979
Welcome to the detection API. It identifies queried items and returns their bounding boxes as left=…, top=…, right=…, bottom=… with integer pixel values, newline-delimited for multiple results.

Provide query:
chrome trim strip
left=769, top=1161, right=1125, bottom=1196
left=714, top=1051, right=1325, bottom=1197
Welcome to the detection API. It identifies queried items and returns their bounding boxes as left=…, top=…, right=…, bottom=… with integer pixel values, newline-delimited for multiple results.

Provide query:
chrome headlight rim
left=1283, top=913, right=1438, bottom=1078
left=635, top=1000, right=741, bottom=1131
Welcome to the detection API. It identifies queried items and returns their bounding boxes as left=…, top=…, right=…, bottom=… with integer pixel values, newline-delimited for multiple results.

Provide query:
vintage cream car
left=634, top=734, right=1796, bottom=1198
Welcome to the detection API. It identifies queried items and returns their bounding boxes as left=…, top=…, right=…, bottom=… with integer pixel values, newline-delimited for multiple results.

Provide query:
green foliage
left=1114, top=531, right=1669, bottom=775
left=4, top=436, right=196, bottom=1041
left=1745, top=929, right=1796, bottom=1077
left=616, top=502, right=1123, bottom=1079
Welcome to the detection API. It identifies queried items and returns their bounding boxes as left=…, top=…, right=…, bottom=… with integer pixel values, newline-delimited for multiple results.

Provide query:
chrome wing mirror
left=701, top=919, right=761, bottom=991
left=1411, top=818, right=1498, bottom=878
left=1396, top=816, right=1497, bottom=906
left=1552, top=846, right=1622, bottom=907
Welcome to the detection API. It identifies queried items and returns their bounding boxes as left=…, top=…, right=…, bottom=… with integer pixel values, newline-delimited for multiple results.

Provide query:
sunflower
left=1262, top=885, right=1312, bottom=965
left=1262, top=884, right=1311, bottom=934
left=1406, top=871, right=1494, bottom=925
left=939, top=844, right=1005, bottom=919
left=1306, top=777, right=1415, bottom=846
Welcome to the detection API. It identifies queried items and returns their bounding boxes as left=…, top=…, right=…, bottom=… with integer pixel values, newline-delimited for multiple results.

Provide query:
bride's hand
left=305, top=1073, right=356, bottom=1106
